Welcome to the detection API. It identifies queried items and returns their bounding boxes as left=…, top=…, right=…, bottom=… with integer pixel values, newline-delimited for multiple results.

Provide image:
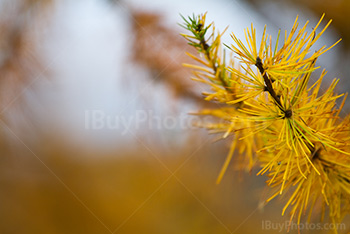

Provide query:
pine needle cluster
left=181, top=13, right=350, bottom=232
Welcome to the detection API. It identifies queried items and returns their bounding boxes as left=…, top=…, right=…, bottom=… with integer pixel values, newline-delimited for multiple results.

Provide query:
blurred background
left=0, top=0, right=349, bottom=233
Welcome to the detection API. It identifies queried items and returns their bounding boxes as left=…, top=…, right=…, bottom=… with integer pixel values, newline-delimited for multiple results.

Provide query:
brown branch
left=255, top=56, right=290, bottom=116
left=199, top=38, right=232, bottom=93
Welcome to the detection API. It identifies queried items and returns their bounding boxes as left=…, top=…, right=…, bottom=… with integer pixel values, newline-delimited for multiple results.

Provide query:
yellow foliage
left=181, top=13, right=350, bottom=233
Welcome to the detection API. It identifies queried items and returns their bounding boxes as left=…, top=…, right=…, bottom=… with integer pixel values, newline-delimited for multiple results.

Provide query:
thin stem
left=199, top=38, right=231, bottom=93
left=255, top=56, right=285, bottom=112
